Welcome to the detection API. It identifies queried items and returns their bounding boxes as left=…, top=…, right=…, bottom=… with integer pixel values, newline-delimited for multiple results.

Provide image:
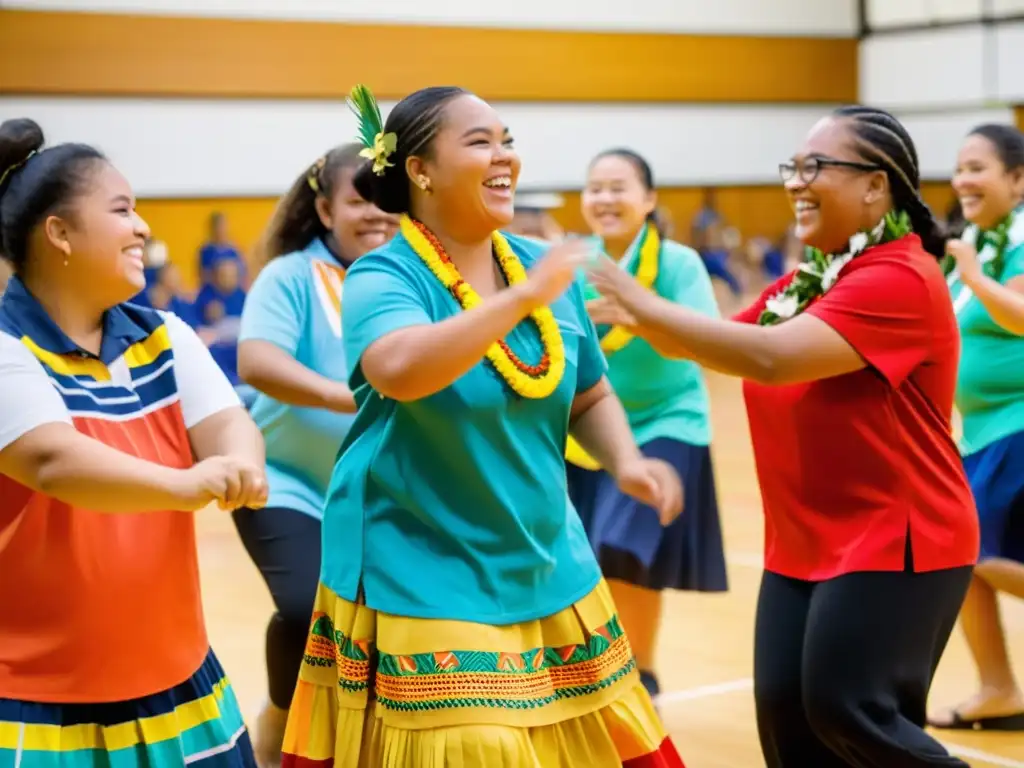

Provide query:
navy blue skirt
left=566, top=437, right=728, bottom=592
left=964, top=429, right=1024, bottom=563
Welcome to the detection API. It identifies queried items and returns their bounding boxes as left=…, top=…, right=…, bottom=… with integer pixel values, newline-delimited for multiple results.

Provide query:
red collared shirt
left=735, top=235, right=978, bottom=580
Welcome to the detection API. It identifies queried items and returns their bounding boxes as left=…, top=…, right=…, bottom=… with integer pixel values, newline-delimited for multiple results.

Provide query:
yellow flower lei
left=400, top=215, right=565, bottom=399
left=566, top=220, right=661, bottom=470
left=598, top=221, right=660, bottom=354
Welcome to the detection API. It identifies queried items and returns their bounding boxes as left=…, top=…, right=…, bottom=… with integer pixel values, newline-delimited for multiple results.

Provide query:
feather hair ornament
left=347, top=84, right=397, bottom=176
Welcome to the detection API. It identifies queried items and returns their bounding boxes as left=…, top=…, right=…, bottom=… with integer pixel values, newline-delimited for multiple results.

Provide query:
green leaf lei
left=757, top=210, right=913, bottom=326
left=941, top=210, right=1016, bottom=282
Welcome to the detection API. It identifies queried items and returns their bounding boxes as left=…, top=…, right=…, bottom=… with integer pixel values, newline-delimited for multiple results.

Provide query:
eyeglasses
left=779, top=157, right=883, bottom=185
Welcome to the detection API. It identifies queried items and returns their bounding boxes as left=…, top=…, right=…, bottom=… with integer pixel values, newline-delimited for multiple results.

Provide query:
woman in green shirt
left=566, top=149, right=728, bottom=701
left=930, top=123, right=1024, bottom=732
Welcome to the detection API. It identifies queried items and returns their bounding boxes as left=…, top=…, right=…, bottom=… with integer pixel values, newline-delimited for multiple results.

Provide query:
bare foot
left=928, top=686, right=1024, bottom=728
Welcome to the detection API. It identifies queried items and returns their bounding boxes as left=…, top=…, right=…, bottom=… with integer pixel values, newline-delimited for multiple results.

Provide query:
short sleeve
left=239, top=256, right=307, bottom=354
left=1000, top=242, right=1024, bottom=283
left=662, top=245, right=720, bottom=319
left=806, top=260, right=932, bottom=387
left=0, top=334, right=72, bottom=451
left=341, top=257, right=432, bottom=370
left=568, top=277, right=608, bottom=393
left=163, top=312, right=242, bottom=428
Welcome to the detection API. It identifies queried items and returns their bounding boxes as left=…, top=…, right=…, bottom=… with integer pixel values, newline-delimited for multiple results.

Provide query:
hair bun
left=351, top=157, right=410, bottom=215
left=0, top=118, right=44, bottom=181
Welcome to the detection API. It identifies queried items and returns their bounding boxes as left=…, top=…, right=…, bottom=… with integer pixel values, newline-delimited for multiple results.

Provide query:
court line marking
left=673, top=552, right=1024, bottom=768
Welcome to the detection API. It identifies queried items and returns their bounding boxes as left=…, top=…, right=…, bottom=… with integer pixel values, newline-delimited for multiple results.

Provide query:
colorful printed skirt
left=0, top=650, right=255, bottom=768
left=282, top=579, right=684, bottom=767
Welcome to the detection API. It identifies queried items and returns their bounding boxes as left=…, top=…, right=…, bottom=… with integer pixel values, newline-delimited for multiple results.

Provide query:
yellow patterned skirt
left=281, top=579, right=684, bottom=767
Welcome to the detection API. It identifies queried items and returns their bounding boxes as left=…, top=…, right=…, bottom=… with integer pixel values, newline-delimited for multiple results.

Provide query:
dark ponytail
left=352, top=86, right=467, bottom=215
left=256, top=143, right=365, bottom=266
left=833, top=105, right=947, bottom=259
left=589, top=147, right=663, bottom=236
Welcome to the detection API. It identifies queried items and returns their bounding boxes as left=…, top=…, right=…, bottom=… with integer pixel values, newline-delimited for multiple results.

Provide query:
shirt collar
left=308, top=235, right=355, bottom=270
left=0, top=276, right=151, bottom=364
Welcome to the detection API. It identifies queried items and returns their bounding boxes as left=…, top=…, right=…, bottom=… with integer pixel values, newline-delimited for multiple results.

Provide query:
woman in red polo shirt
left=587, top=105, right=978, bottom=768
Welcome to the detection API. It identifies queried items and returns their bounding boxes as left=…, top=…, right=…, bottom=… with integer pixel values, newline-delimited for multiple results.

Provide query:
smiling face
left=44, top=161, right=151, bottom=307
left=317, top=164, right=398, bottom=259
left=953, top=133, right=1022, bottom=230
left=783, top=116, right=888, bottom=254
left=581, top=154, right=656, bottom=245
left=410, top=94, right=520, bottom=237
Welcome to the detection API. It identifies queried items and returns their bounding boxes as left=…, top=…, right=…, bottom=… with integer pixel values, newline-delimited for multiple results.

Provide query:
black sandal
left=929, top=710, right=1024, bottom=731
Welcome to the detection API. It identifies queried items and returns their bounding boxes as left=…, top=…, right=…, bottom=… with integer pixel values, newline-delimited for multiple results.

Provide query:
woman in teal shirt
left=234, top=143, right=397, bottom=766
left=280, top=85, right=685, bottom=768
left=930, top=124, right=1024, bottom=732
left=566, top=149, right=728, bottom=702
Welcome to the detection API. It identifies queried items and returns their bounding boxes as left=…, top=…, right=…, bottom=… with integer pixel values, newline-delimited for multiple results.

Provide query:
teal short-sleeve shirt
left=320, top=231, right=606, bottom=625
left=952, top=210, right=1024, bottom=455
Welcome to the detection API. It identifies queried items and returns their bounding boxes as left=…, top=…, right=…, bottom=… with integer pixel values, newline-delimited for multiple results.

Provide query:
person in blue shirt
left=194, top=254, right=246, bottom=384
left=234, top=143, right=398, bottom=766
left=198, top=211, right=246, bottom=286
left=567, top=148, right=728, bottom=704
left=279, top=84, right=686, bottom=768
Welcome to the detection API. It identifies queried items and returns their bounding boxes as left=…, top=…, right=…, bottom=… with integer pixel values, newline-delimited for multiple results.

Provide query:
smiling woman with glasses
left=585, top=105, right=978, bottom=768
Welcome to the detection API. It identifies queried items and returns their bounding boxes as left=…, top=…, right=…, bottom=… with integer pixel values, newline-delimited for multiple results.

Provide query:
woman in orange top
left=0, top=118, right=268, bottom=767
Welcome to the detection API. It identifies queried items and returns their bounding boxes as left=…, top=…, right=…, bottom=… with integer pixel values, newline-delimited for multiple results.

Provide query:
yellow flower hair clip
left=359, top=131, right=397, bottom=176
left=347, top=84, right=397, bottom=177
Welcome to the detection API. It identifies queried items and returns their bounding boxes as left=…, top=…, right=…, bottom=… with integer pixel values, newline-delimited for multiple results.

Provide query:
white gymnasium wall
left=0, top=98, right=1001, bottom=197
left=866, top=0, right=1024, bottom=28
left=0, top=0, right=860, bottom=35
left=0, top=98, right=828, bottom=195
left=860, top=1, right=1023, bottom=176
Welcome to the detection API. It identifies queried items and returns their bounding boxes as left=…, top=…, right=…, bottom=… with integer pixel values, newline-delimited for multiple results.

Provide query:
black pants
left=232, top=506, right=322, bottom=709
left=754, top=559, right=972, bottom=767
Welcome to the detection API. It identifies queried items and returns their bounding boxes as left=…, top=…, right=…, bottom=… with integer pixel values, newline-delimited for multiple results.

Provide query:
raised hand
left=518, top=239, right=591, bottom=309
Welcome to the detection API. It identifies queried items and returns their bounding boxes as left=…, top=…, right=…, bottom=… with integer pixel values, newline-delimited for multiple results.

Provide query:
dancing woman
left=280, top=85, right=686, bottom=767
left=587, top=106, right=978, bottom=767
left=0, top=118, right=267, bottom=766
left=235, top=143, right=398, bottom=764
left=567, top=148, right=727, bottom=700
left=929, top=123, right=1024, bottom=732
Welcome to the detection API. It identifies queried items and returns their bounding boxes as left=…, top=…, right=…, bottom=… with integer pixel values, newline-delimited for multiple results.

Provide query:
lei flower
left=598, top=221, right=661, bottom=354
left=941, top=209, right=1017, bottom=283
left=401, top=215, right=565, bottom=399
left=565, top=221, right=661, bottom=471
left=757, top=210, right=912, bottom=326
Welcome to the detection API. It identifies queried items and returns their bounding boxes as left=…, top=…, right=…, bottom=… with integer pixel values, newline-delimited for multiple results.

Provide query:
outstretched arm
left=349, top=240, right=588, bottom=402
left=588, top=254, right=930, bottom=388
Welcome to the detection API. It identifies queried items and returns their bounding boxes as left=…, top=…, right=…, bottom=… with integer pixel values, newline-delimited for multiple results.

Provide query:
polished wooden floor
left=197, top=372, right=1024, bottom=767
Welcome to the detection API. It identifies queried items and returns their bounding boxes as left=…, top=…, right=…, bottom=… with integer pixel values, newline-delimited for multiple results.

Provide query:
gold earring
left=418, top=177, right=431, bottom=192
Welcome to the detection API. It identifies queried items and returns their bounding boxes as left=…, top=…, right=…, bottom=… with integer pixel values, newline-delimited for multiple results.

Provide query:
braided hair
left=833, top=106, right=947, bottom=258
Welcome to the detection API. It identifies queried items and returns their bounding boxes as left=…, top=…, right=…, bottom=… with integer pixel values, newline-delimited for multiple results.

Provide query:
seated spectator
left=700, top=221, right=742, bottom=296
left=199, top=211, right=246, bottom=286
left=147, top=262, right=200, bottom=328
left=195, top=255, right=246, bottom=385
